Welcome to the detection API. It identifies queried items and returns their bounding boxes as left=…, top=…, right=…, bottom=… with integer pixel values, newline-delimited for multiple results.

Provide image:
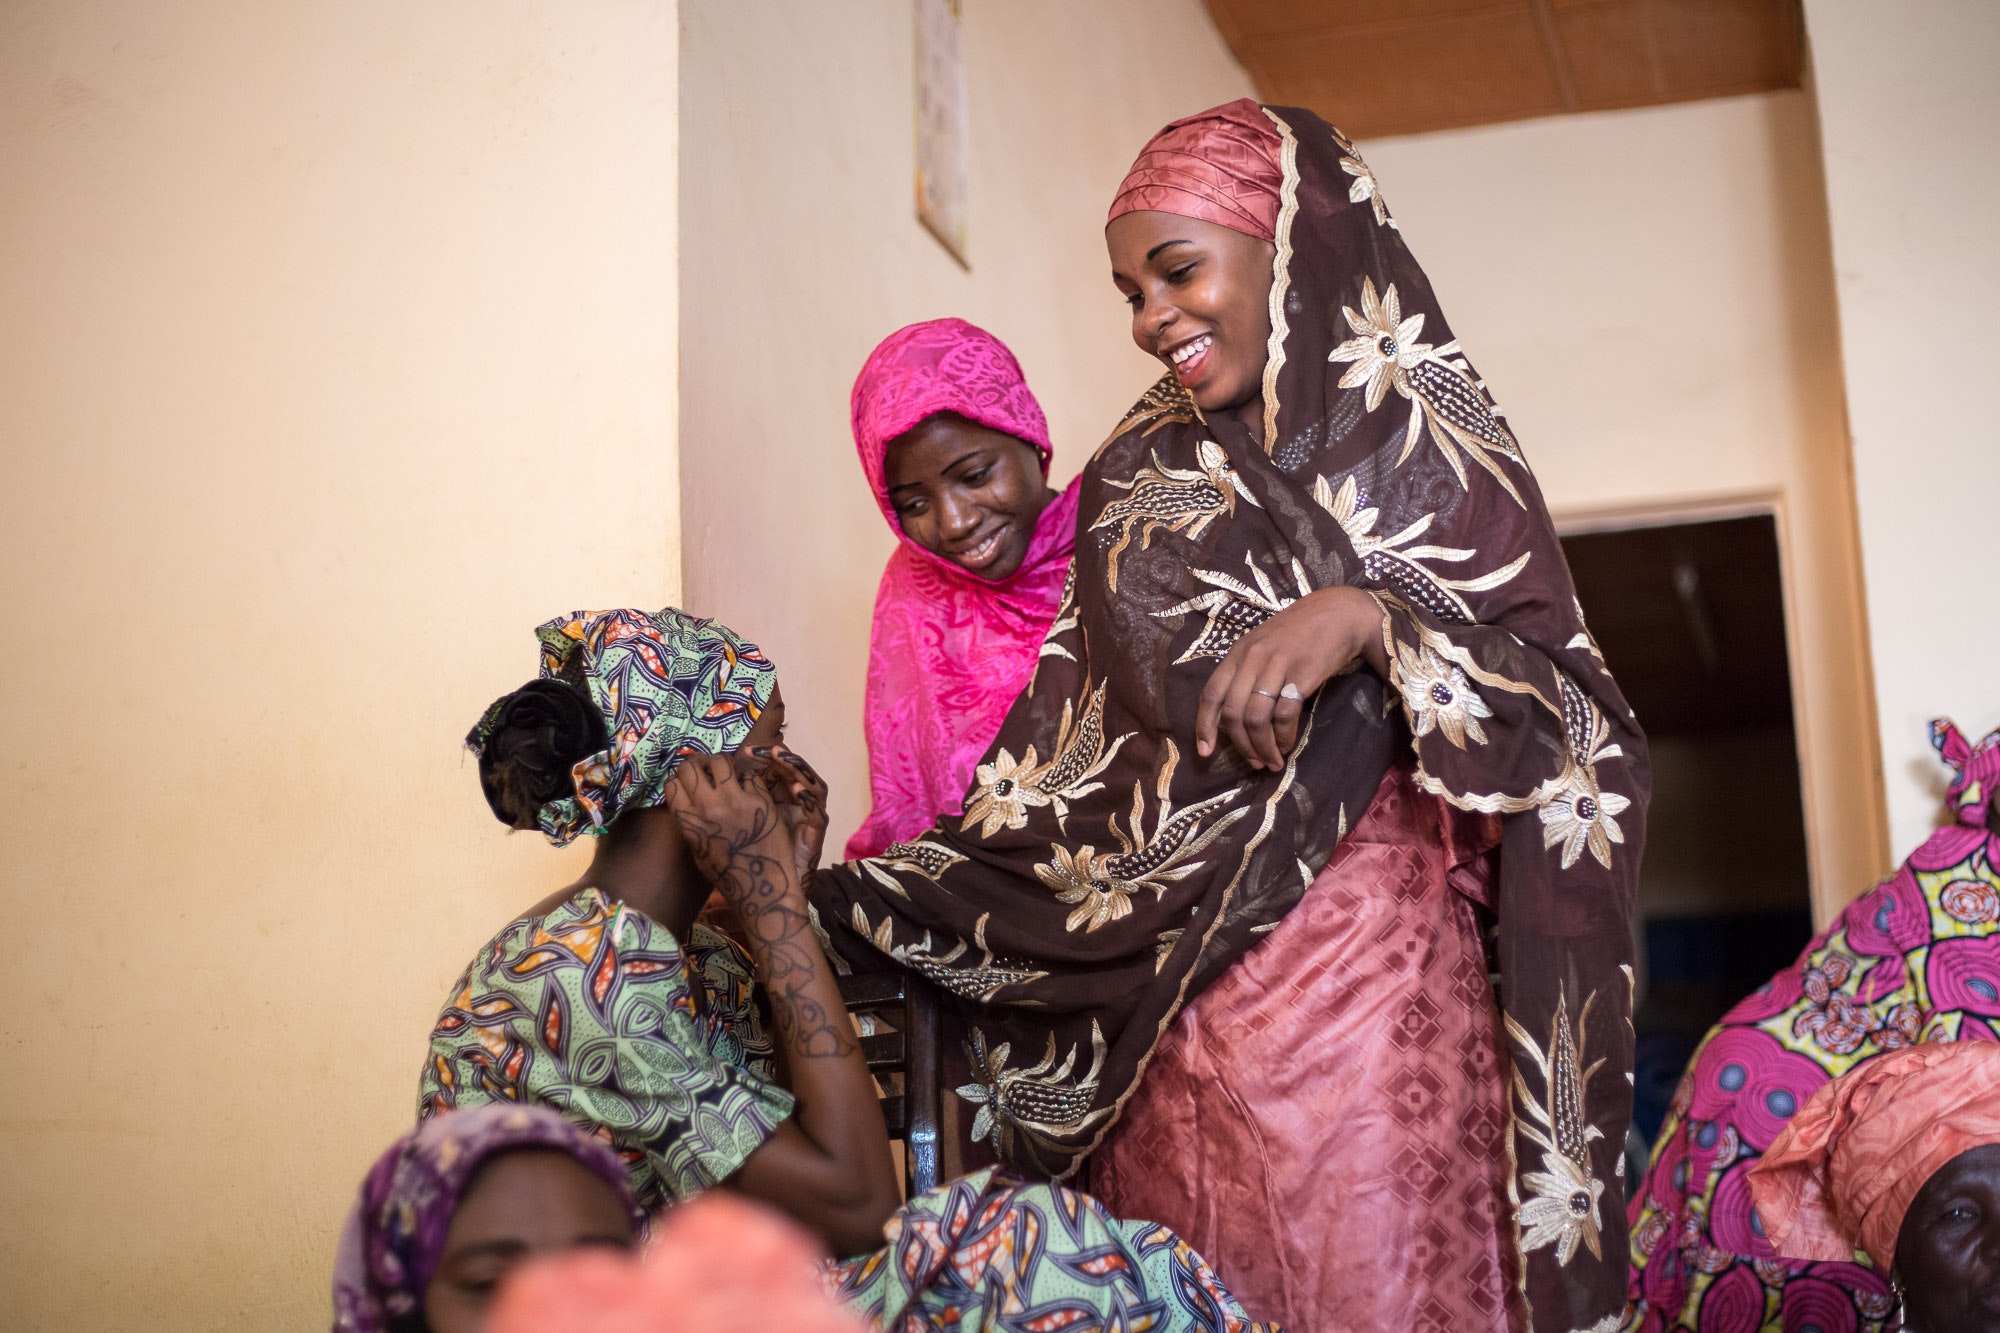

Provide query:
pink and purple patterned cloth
left=1628, top=717, right=2000, bottom=1331
left=843, top=319, right=1080, bottom=860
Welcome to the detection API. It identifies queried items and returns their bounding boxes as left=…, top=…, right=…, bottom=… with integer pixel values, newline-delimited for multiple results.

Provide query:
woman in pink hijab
left=843, top=318, right=1082, bottom=860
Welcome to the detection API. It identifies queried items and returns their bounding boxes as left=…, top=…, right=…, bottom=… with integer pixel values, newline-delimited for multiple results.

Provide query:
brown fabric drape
left=810, top=105, right=1646, bottom=1330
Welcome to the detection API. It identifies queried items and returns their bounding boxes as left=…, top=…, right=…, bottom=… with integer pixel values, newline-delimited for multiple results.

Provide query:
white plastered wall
left=0, top=4, right=680, bottom=1327
left=1362, top=91, right=1886, bottom=919
left=1802, top=0, right=2000, bottom=857
left=677, top=0, right=1253, bottom=847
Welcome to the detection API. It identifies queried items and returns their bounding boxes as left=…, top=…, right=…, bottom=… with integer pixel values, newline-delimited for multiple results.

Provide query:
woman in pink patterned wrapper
left=1627, top=717, right=2000, bottom=1332
left=810, top=100, right=1649, bottom=1333
left=843, top=319, right=1081, bottom=860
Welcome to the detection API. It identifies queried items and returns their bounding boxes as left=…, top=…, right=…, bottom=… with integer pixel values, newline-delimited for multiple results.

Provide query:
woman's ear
left=1016, top=437, right=1051, bottom=481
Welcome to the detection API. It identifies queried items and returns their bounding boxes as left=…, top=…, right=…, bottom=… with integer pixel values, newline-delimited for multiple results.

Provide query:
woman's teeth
left=1170, top=334, right=1212, bottom=366
left=958, top=530, right=1002, bottom=563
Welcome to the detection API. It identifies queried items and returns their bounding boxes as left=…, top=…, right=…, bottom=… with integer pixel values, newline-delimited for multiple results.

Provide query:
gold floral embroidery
left=1091, top=438, right=1260, bottom=592
left=1314, top=473, right=1529, bottom=623
left=1155, top=553, right=1313, bottom=663
left=1506, top=986, right=1608, bottom=1266
left=1329, top=124, right=1394, bottom=230
left=1328, top=278, right=1529, bottom=506
left=849, top=906, right=1047, bottom=1004
left=1328, top=276, right=1426, bottom=412
left=1034, top=740, right=1249, bottom=933
left=1037, top=562, right=1080, bottom=665
left=859, top=837, right=966, bottom=898
left=1391, top=640, right=1494, bottom=749
left=1094, top=375, right=1200, bottom=459
left=960, top=680, right=1129, bottom=837
left=1339, top=149, right=1394, bottom=228
left=955, top=1020, right=1113, bottom=1160
left=1565, top=596, right=1609, bottom=666
left=1538, top=702, right=1631, bottom=870
left=961, top=747, right=1049, bottom=837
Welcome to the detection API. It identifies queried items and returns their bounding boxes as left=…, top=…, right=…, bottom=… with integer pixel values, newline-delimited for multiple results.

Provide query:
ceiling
left=1560, top=514, right=1794, bottom=739
left=1204, top=0, right=1804, bottom=140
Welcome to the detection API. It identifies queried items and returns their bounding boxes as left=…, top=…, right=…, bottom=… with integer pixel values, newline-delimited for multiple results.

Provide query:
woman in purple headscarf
left=843, top=318, right=1081, bottom=860
left=332, top=1103, right=644, bottom=1333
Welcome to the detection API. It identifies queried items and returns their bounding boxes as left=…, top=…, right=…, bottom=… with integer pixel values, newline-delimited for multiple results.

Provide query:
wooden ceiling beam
left=1205, top=0, right=1802, bottom=139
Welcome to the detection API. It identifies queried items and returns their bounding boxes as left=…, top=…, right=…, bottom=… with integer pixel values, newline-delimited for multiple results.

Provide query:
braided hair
left=470, top=672, right=608, bottom=831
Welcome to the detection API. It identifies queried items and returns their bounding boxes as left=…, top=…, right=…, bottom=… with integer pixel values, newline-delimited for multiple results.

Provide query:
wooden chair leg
left=903, top=977, right=940, bottom=1196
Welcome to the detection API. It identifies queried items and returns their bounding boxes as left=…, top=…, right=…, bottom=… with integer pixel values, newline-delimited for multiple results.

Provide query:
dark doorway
left=1561, top=514, right=1815, bottom=1147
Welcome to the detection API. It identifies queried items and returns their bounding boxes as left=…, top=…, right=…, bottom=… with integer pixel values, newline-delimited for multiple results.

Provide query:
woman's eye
left=964, top=468, right=990, bottom=486
left=1168, top=263, right=1196, bottom=284
left=1124, top=291, right=1143, bottom=309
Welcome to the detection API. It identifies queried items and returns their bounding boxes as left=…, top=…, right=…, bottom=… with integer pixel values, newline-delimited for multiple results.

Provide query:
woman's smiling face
left=883, top=413, right=1052, bottom=581
left=1107, top=210, right=1276, bottom=432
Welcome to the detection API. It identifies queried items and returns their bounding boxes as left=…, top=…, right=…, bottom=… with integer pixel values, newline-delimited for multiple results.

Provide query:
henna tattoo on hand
left=673, top=802, right=855, bottom=1060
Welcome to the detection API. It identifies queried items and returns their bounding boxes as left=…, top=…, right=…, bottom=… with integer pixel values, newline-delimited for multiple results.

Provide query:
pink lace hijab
left=843, top=319, right=1079, bottom=859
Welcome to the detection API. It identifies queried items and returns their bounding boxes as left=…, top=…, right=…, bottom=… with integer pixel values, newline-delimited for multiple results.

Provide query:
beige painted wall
left=0, top=3, right=679, bottom=1327
left=677, top=0, right=1252, bottom=846
left=1803, top=0, right=2000, bottom=858
left=1361, top=92, right=1886, bottom=917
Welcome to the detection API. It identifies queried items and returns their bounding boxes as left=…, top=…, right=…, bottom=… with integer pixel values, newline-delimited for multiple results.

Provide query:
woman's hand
left=664, top=755, right=797, bottom=907
left=762, top=746, right=830, bottom=882
left=1195, top=585, right=1390, bottom=771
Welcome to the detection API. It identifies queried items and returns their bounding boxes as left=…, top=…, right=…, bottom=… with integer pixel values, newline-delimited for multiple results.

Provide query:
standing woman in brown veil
left=807, top=100, right=1647, bottom=1333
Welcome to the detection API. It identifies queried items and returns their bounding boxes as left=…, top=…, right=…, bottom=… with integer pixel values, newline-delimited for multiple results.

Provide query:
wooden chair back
left=837, top=969, right=941, bottom=1196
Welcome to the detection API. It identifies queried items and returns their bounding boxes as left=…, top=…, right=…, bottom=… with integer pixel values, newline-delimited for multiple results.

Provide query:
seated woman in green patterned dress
left=419, top=606, right=1278, bottom=1332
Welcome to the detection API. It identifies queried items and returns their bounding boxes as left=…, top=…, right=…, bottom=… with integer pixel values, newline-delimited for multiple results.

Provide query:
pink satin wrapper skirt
left=1090, top=764, right=1524, bottom=1333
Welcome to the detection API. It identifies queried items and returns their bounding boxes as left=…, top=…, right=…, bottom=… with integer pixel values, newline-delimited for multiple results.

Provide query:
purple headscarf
left=331, top=1104, right=642, bottom=1331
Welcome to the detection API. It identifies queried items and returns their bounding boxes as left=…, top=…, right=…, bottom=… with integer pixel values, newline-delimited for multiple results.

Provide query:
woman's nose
left=938, top=490, right=980, bottom=538
left=1143, top=296, right=1177, bottom=345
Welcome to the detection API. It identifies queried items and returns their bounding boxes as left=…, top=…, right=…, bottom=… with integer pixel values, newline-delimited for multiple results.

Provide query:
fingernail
left=751, top=746, right=772, bottom=757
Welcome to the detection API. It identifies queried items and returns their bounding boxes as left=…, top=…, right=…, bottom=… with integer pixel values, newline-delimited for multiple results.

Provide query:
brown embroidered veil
left=809, top=103, right=1648, bottom=1330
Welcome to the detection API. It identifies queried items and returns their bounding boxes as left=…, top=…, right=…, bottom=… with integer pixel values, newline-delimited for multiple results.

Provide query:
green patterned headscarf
left=468, top=607, right=778, bottom=846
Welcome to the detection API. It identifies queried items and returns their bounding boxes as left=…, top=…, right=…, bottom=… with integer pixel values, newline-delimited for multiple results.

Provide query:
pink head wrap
left=1933, top=716, right=2000, bottom=829
left=1750, top=1040, right=2000, bottom=1269
left=844, top=319, right=1079, bottom=860
left=1106, top=97, right=1283, bottom=242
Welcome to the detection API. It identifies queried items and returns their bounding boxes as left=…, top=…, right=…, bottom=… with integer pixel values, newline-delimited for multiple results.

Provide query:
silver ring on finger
left=1279, top=682, right=1305, bottom=701
left=1251, top=688, right=1279, bottom=698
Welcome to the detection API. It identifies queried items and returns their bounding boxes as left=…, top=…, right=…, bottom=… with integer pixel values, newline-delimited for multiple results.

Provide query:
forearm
left=1350, top=587, right=1390, bottom=678
left=666, top=756, right=897, bottom=1251
left=715, top=853, right=898, bottom=1237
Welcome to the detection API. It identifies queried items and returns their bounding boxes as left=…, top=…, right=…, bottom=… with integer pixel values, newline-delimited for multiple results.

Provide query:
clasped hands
left=664, top=744, right=830, bottom=887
